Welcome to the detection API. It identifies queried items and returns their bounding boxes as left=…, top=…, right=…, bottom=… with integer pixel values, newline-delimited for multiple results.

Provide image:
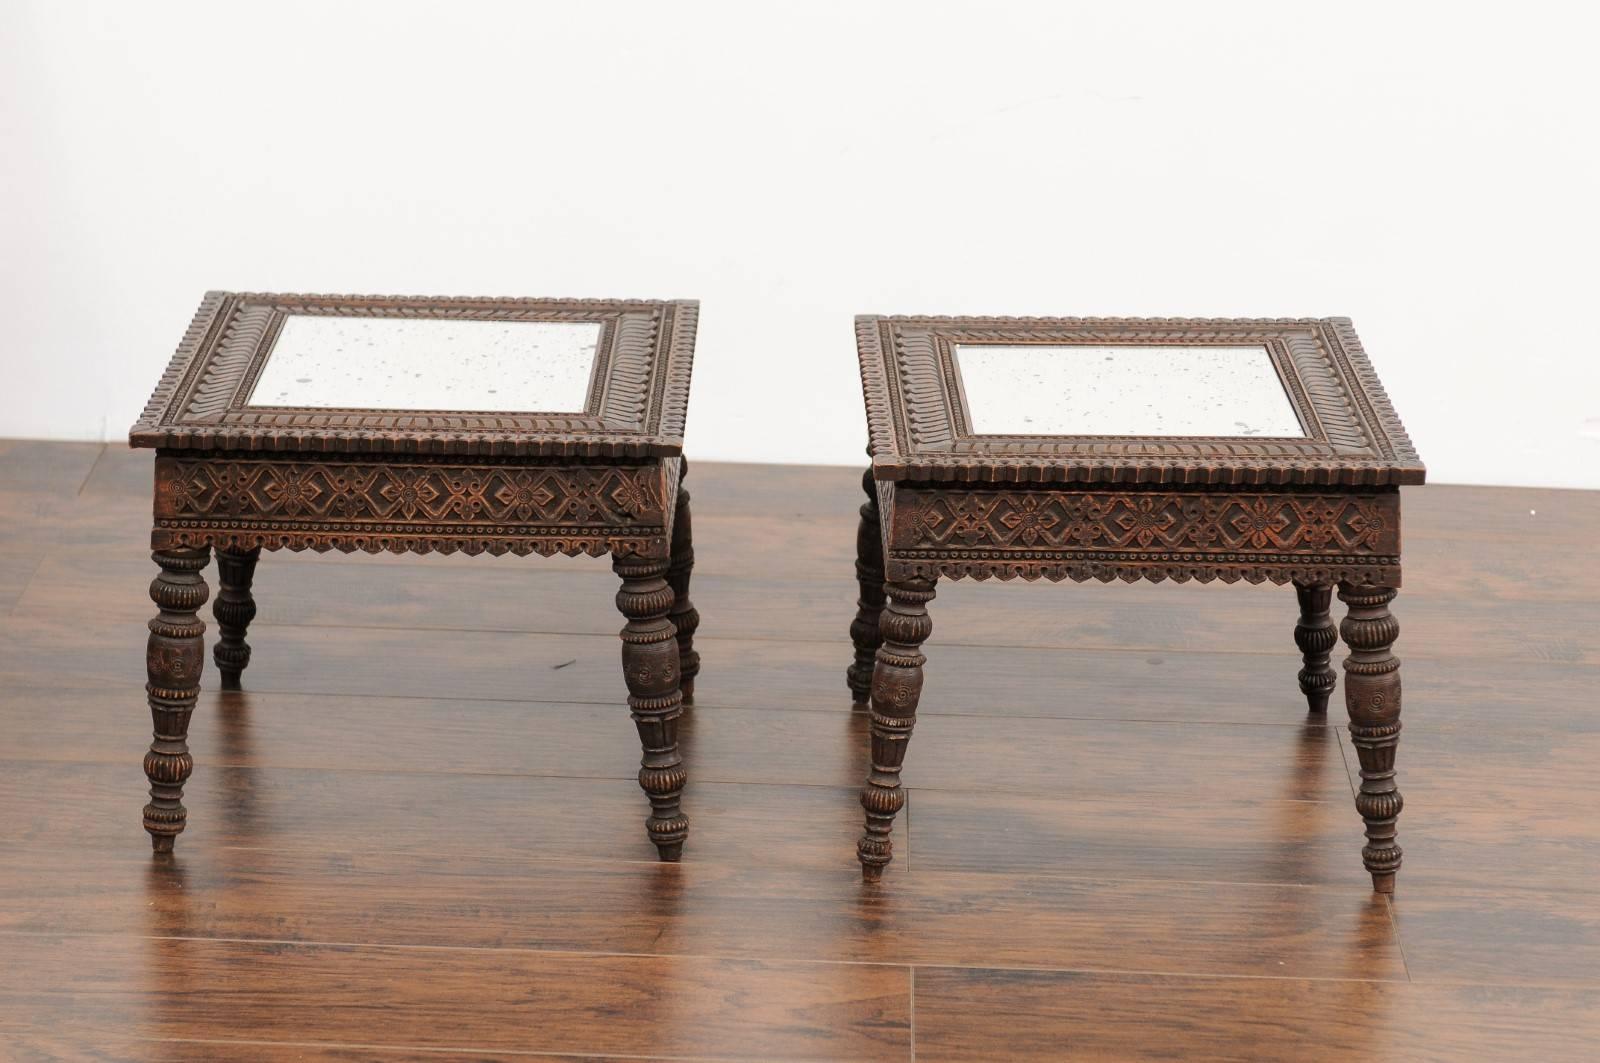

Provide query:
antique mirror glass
left=248, top=317, right=601, bottom=412
left=953, top=344, right=1305, bottom=437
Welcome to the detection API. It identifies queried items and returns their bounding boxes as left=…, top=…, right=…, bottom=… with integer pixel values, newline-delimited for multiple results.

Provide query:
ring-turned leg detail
left=213, top=546, right=261, bottom=690
left=847, top=470, right=886, bottom=707
left=1294, top=582, right=1337, bottom=713
left=614, top=555, right=688, bottom=861
left=858, top=577, right=935, bottom=881
left=1339, top=583, right=1404, bottom=893
left=144, top=547, right=210, bottom=852
left=667, top=477, right=700, bottom=705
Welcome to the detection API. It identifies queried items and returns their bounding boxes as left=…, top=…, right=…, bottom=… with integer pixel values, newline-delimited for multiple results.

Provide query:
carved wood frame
left=877, top=480, right=1402, bottom=587
left=132, top=292, right=698, bottom=458
left=150, top=452, right=681, bottom=561
left=132, top=291, right=703, bottom=862
left=857, top=316, right=1424, bottom=486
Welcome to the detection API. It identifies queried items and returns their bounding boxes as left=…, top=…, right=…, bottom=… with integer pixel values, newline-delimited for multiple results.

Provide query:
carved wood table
left=130, top=292, right=700, bottom=860
left=848, top=316, right=1425, bottom=891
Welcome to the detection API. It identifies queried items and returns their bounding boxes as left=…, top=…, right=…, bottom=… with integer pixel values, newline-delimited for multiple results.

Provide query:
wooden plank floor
left=2, top=438, right=1598, bottom=1060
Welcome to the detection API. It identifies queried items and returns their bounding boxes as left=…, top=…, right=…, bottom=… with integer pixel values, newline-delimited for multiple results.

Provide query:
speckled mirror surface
left=953, top=344, right=1305, bottom=437
left=248, top=317, right=601, bottom=412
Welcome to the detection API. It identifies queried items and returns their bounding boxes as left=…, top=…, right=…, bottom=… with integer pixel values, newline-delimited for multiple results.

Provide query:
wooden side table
left=848, top=316, right=1425, bottom=891
left=130, top=292, right=700, bottom=860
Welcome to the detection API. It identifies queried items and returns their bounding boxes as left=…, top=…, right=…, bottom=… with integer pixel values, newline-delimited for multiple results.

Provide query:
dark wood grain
left=0, top=438, right=103, bottom=493
left=0, top=553, right=40, bottom=614
left=5, top=613, right=1597, bottom=731
left=2, top=442, right=1597, bottom=1058
left=0, top=849, right=1403, bottom=980
left=0, top=1033, right=650, bottom=1063
left=18, top=546, right=1599, bottom=664
left=0, top=760, right=896, bottom=875
left=908, top=788, right=1369, bottom=887
left=0, top=678, right=1351, bottom=804
left=0, top=934, right=910, bottom=1061
left=1336, top=725, right=1600, bottom=895
left=913, top=968, right=1600, bottom=1062
left=1388, top=882, right=1600, bottom=987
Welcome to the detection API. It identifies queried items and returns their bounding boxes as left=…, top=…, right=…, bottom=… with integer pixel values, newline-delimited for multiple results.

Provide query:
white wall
left=4, top=1, right=1597, bottom=488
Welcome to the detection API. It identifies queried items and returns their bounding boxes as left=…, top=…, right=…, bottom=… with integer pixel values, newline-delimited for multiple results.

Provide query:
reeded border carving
left=856, top=315, right=1424, bottom=486
left=132, top=292, right=698, bottom=458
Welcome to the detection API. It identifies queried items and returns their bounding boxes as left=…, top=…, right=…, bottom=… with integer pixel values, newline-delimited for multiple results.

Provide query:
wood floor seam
left=3, top=674, right=1367, bottom=728
left=127, top=1036, right=747, bottom=1062
left=1384, top=895, right=1415, bottom=983
left=166, top=616, right=1581, bottom=666
left=908, top=966, right=917, bottom=1063
left=6, top=447, right=1596, bottom=1056
left=0, top=927, right=924, bottom=970
left=73, top=443, right=108, bottom=497
left=0, top=928, right=1425, bottom=983
left=2, top=554, right=46, bottom=619
left=0, top=839, right=1415, bottom=893
left=15, top=669, right=1584, bottom=734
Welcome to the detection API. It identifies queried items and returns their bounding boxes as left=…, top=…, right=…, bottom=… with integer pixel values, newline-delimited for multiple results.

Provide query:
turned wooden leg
left=667, top=475, right=700, bottom=705
left=1339, top=583, right=1404, bottom=893
left=847, top=469, right=886, bottom=706
left=144, top=546, right=210, bottom=852
left=1294, top=582, right=1337, bottom=713
left=858, top=577, right=935, bottom=881
left=614, top=555, right=688, bottom=861
left=213, top=546, right=261, bottom=691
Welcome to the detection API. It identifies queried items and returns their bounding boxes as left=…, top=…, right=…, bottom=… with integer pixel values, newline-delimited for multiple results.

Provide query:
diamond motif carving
left=884, top=486, right=1402, bottom=586
left=152, top=456, right=674, bottom=559
left=899, top=490, right=1396, bottom=555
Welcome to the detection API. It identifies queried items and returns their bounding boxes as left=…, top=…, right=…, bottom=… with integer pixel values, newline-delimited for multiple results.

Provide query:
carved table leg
left=1339, top=583, right=1404, bottom=893
left=847, top=470, right=886, bottom=707
left=858, top=577, right=935, bottom=880
left=667, top=474, right=700, bottom=705
left=213, top=546, right=261, bottom=691
left=1294, top=581, right=1337, bottom=713
left=143, top=547, right=210, bottom=852
left=614, top=555, right=688, bottom=861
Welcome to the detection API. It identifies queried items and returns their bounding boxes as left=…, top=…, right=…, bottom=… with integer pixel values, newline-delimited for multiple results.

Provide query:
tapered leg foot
left=847, top=470, right=886, bottom=708
left=213, top=546, right=261, bottom=690
left=858, top=577, right=935, bottom=880
left=667, top=471, right=700, bottom=706
left=143, top=546, right=210, bottom=852
left=615, top=555, right=688, bottom=860
left=1339, top=583, right=1404, bottom=892
left=1294, top=582, right=1337, bottom=713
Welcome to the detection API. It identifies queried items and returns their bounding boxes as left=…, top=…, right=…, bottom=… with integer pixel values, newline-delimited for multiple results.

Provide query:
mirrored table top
left=854, top=315, right=1424, bottom=486
left=953, top=343, right=1304, bottom=438
left=131, top=292, right=699, bottom=458
left=249, top=317, right=601, bottom=413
